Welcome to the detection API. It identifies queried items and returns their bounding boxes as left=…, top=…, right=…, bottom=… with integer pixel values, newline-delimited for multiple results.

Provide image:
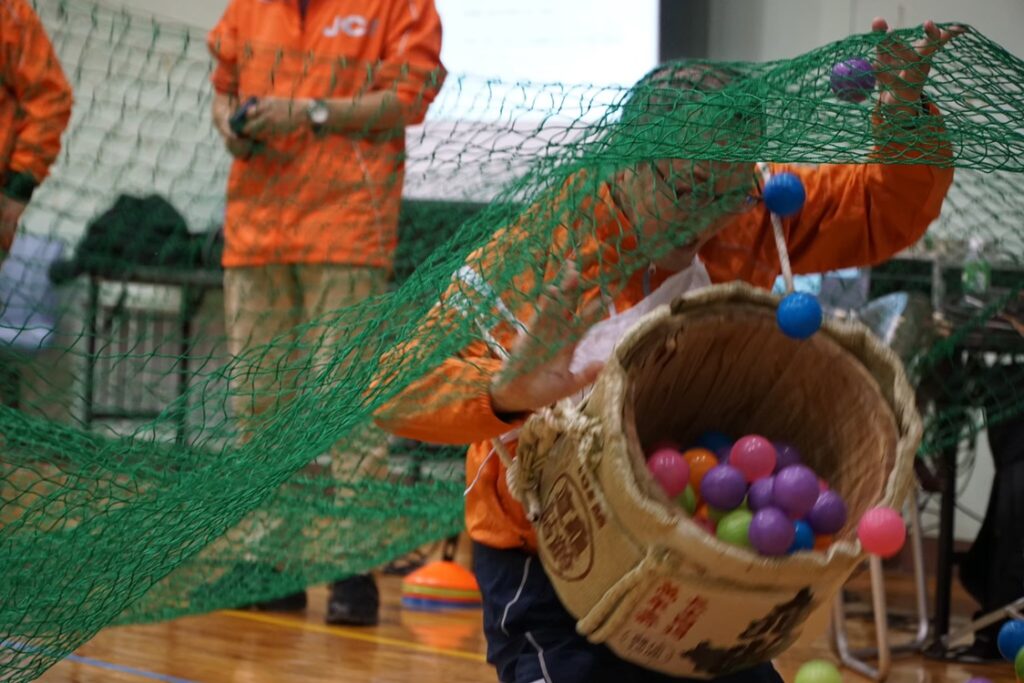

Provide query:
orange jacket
left=376, top=108, right=954, bottom=552
left=0, top=0, right=72, bottom=217
left=208, top=0, right=444, bottom=269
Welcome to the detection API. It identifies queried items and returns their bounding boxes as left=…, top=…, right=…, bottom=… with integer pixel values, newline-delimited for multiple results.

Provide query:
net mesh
left=0, top=1, right=1021, bottom=680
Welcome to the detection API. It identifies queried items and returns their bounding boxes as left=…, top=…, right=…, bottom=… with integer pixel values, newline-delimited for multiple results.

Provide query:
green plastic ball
left=1016, top=646, right=1024, bottom=681
left=677, top=486, right=698, bottom=515
left=794, top=660, right=842, bottom=683
left=709, top=499, right=749, bottom=523
left=716, top=510, right=753, bottom=548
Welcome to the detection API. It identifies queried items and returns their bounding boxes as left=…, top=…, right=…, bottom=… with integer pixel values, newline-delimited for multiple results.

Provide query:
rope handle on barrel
left=756, top=162, right=795, bottom=295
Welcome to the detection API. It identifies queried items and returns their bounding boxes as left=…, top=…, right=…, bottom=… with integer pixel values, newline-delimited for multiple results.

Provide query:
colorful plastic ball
left=794, top=659, right=842, bottom=683
left=730, top=435, right=777, bottom=483
left=748, top=476, right=776, bottom=512
left=700, top=464, right=748, bottom=511
left=708, top=506, right=730, bottom=523
left=814, top=534, right=834, bottom=551
left=789, top=520, right=815, bottom=553
left=683, top=448, right=719, bottom=491
left=857, top=506, right=906, bottom=558
left=777, top=292, right=823, bottom=340
left=763, top=172, right=806, bottom=217
left=677, top=485, right=698, bottom=515
left=998, top=620, right=1024, bottom=661
left=749, top=508, right=796, bottom=557
left=715, top=445, right=732, bottom=462
left=709, top=499, right=749, bottom=523
left=830, top=57, right=876, bottom=103
left=716, top=510, right=753, bottom=548
left=807, top=490, right=848, bottom=535
left=819, top=478, right=830, bottom=492
left=1016, top=647, right=1024, bottom=680
left=966, top=678, right=992, bottom=683
left=647, top=448, right=690, bottom=499
left=696, top=431, right=732, bottom=453
left=773, top=442, right=802, bottom=471
left=773, top=465, right=821, bottom=519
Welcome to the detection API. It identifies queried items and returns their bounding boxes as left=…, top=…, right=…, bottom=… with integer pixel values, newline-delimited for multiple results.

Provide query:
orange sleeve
left=372, top=230, right=532, bottom=445
left=374, top=175, right=626, bottom=445
left=207, top=0, right=242, bottom=96
left=375, top=351, right=527, bottom=445
left=375, top=0, right=445, bottom=124
left=0, top=0, right=72, bottom=199
left=774, top=102, right=954, bottom=274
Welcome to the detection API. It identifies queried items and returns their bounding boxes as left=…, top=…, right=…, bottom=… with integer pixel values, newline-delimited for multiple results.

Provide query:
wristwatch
left=306, top=99, right=329, bottom=135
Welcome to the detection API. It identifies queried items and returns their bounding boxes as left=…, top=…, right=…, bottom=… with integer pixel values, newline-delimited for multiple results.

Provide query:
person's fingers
left=574, top=361, right=604, bottom=390
left=242, top=111, right=266, bottom=136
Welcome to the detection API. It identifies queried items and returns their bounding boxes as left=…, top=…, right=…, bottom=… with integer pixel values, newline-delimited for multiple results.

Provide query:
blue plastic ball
left=997, top=619, right=1024, bottom=661
left=777, top=292, right=822, bottom=340
left=696, top=431, right=732, bottom=453
left=789, top=520, right=815, bottom=553
left=763, top=172, right=806, bottom=217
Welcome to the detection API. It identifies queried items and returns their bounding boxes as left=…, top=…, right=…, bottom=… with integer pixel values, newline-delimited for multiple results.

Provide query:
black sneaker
left=326, top=574, right=380, bottom=626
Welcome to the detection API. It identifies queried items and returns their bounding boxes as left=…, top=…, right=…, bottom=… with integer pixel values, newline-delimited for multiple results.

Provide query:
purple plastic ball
left=807, top=490, right=848, bottom=535
left=773, top=465, right=821, bottom=519
left=773, top=442, right=802, bottom=471
left=715, top=445, right=732, bottom=462
left=749, top=508, right=796, bottom=556
left=831, top=57, right=876, bottom=103
left=748, top=476, right=776, bottom=512
left=700, top=464, right=748, bottom=511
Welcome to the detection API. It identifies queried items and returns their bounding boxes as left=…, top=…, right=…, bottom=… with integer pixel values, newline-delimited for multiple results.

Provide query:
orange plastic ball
left=683, top=448, right=719, bottom=491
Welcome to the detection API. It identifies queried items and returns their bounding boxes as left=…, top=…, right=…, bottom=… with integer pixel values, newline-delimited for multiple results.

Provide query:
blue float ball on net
left=777, top=292, right=822, bottom=339
left=763, top=172, right=806, bottom=217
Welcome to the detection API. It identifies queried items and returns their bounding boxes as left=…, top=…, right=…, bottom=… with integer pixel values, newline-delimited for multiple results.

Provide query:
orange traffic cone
left=401, top=560, right=482, bottom=611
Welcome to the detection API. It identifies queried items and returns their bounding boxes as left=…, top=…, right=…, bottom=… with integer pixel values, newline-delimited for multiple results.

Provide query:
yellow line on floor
left=220, top=610, right=487, bottom=663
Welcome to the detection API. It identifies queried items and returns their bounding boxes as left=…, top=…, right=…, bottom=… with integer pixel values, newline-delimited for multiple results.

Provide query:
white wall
left=117, top=0, right=227, bottom=30
left=709, top=0, right=1024, bottom=61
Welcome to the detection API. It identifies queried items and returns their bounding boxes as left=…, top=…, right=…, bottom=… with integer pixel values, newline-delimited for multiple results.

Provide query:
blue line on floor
left=2, top=640, right=199, bottom=683
left=63, top=653, right=201, bottom=683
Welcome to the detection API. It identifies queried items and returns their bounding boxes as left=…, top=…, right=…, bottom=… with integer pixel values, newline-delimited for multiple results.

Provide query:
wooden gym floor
left=38, top=541, right=1017, bottom=683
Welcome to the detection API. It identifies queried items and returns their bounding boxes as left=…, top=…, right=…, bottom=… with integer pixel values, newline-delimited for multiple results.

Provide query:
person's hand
left=0, top=195, right=26, bottom=251
left=489, top=263, right=605, bottom=416
left=242, top=97, right=308, bottom=139
left=873, top=18, right=964, bottom=119
left=213, top=100, right=255, bottom=159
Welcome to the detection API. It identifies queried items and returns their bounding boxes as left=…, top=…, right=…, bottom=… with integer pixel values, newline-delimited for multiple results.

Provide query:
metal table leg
left=831, top=496, right=930, bottom=680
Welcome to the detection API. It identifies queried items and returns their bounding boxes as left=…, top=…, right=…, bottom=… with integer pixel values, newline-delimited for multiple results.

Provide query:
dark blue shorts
left=473, top=542, right=784, bottom=683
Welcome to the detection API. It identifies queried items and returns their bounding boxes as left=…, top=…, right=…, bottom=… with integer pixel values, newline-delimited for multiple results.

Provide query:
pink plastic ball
left=730, top=435, right=777, bottom=483
left=857, top=507, right=906, bottom=558
left=647, top=448, right=690, bottom=499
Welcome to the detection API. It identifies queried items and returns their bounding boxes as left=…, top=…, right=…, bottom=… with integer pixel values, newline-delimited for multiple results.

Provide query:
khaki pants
left=224, top=263, right=390, bottom=482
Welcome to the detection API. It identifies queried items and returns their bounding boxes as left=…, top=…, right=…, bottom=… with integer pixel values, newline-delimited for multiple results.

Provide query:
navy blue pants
left=473, top=542, right=784, bottom=683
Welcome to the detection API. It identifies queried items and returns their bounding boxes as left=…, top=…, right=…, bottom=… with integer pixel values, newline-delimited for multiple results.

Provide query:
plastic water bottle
left=961, top=237, right=991, bottom=297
